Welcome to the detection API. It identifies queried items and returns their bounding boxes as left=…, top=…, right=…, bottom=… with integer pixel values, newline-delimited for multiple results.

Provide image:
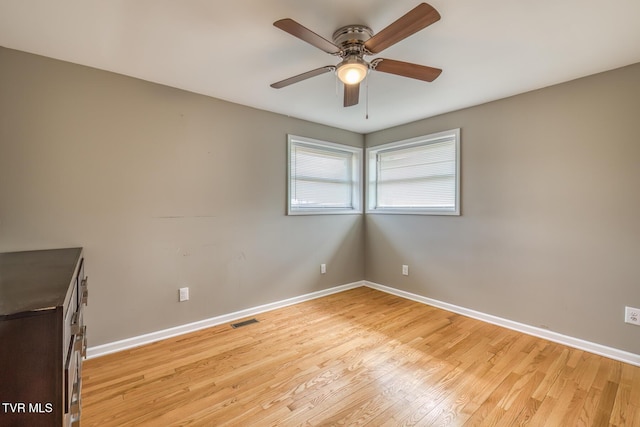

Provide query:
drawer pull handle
left=73, top=326, right=87, bottom=357
left=70, top=377, right=82, bottom=415
left=70, top=312, right=81, bottom=335
left=81, top=277, right=89, bottom=305
left=79, top=326, right=87, bottom=357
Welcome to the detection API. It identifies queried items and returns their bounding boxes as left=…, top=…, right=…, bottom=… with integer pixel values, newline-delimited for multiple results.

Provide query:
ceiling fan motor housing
left=332, top=25, right=373, bottom=57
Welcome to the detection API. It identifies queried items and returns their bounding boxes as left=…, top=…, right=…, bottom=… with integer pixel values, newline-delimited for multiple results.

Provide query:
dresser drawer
left=64, top=335, right=84, bottom=408
left=64, top=347, right=82, bottom=427
left=77, top=258, right=87, bottom=308
left=63, top=279, right=78, bottom=364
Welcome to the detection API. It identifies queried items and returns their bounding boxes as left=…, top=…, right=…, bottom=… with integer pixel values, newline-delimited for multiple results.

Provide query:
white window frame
left=287, top=135, right=363, bottom=215
left=366, top=128, right=461, bottom=215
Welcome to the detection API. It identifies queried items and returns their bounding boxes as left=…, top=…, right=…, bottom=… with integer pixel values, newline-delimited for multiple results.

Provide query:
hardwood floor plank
left=610, top=364, right=637, bottom=426
left=82, top=287, right=640, bottom=426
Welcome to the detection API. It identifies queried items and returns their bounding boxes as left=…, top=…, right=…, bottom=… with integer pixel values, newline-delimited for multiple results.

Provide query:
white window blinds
left=377, top=139, right=456, bottom=208
left=367, top=129, right=460, bottom=215
left=288, top=136, right=362, bottom=215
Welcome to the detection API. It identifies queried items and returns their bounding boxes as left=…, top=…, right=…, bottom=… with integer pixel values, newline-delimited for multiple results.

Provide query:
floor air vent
left=231, top=318, right=259, bottom=329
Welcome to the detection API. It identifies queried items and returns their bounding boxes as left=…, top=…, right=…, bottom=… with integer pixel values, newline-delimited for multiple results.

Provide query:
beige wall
left=0, top=47, right=364, bottom=346
left=365, top=63, right=640, bottom=354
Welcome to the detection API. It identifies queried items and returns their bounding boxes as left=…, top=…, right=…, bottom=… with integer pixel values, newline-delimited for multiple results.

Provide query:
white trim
left=364, top=281, right=640, bottom=367
left=86, top=281, right=364, bottom=359
left=88, top=280, right=640, bottom=367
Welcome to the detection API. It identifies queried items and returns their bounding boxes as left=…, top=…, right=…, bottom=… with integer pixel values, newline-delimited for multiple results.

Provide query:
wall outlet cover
left=179, top=287, right=189, bottom=302
left=625, top=306, right=640, bottom=325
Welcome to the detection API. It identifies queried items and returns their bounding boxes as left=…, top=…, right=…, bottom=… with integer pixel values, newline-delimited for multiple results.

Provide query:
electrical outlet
left=179, top=287, right=189, bottom=302
left=320, top=264, right=326, bottom=274
left=402, top=265, right=409, bottom=276
left=625, top=306, right=640, bottom=325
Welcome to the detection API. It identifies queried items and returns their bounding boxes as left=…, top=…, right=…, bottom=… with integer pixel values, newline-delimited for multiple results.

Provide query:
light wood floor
left=82, top=287, right=640, bottom=426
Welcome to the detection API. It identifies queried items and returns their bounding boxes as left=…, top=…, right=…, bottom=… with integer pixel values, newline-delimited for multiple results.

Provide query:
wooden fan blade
left=271, top=66, right=336, bottom=89
left=343, top=83, right=360, bottom=107
left=274, top=19, right=341, bottom=54
left=373, top=59, right=441, bottom=82
left=364, top=3, right=440, bottom=54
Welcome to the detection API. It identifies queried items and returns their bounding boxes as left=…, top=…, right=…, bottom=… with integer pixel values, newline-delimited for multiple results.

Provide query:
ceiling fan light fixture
left=336, top=57, right=369, bottom=85
left=271, top=3, right=442, bottom=107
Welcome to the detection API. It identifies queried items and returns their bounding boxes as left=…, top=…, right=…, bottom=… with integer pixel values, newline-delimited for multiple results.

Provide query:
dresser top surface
left=0, top=247, right=83, bottom=317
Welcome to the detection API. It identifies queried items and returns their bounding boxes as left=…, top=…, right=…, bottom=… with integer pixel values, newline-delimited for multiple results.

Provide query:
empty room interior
left=1, top=0, right=639, bottom=426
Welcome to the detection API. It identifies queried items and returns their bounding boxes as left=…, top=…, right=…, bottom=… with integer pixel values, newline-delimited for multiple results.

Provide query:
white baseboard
left=364, top=281, right=640, bottom=367
left=88, top=279, right=640, bottom=367
left=86, top=281, right=364, bottom=359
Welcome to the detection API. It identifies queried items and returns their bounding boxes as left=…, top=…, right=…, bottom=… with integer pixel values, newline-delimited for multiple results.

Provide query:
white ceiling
left=1, top=0, right=639, bottom=134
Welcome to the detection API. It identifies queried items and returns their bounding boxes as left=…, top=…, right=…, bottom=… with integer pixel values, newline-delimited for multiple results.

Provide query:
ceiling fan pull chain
left=365, top=73, right=369, bottom=120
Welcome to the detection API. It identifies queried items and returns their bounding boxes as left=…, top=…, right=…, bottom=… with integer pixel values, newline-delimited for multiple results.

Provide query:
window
left=366, top=129, right=460, bottom=215
left=288, top=135, right=362, bottom=215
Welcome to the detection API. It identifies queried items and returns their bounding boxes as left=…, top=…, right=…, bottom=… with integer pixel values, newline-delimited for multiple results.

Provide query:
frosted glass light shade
left=336, top=58, right=368, bottom=85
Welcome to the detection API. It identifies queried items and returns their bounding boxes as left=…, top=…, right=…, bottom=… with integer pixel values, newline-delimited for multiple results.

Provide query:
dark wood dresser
left=0, top=248, right=87, bottom=427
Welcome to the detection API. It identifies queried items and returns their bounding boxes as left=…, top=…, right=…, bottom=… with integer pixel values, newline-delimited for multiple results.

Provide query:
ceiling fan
left=270, top=3, right=442, bottom=108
